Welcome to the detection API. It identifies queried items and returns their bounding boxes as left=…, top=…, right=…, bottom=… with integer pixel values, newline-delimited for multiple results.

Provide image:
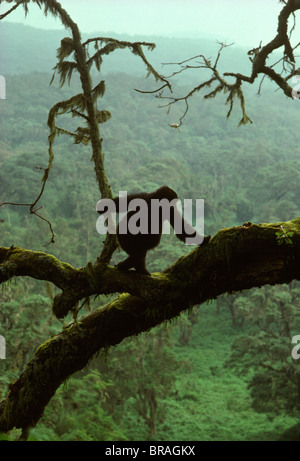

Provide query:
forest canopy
left=0, top=0, right=300, bottom=442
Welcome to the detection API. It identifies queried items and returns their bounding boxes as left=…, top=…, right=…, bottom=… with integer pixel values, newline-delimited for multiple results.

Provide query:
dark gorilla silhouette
left=98, top=186, right=201, bottom=275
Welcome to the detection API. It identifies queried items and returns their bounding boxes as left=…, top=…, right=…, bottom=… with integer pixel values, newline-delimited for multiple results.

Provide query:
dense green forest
left=1, top=21, right=300, bottom=441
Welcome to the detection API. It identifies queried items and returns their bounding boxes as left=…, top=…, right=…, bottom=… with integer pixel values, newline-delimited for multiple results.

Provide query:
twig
left=0, top=0, right=22, bottom=20
left=134, top=83, right=170, bottom=94
left=0, top=166, right=55, bottom=244
left=146, top=2, right=300, bottom=126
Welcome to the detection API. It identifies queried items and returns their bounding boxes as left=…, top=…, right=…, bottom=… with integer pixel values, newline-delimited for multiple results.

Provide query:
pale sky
left=0, top=0, right=286, bottom=47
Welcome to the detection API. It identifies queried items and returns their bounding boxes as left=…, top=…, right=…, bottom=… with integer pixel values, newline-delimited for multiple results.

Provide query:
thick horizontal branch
left=1, top=218, right=300, bottom=431
left=0, top=246, right=188, bottom=318
left=0, top=246, right=79, bottom=289
left=2, top=219, right=300, bottom=320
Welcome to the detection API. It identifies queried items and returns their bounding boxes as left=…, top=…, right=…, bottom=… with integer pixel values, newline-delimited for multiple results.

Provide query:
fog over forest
left=1, top=0, right=300, bottom=444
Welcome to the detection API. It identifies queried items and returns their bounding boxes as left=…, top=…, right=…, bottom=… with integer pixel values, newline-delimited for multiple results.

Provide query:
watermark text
left=291, top=335, right=300, bottom=360
left=96, top=192, right=204, bottom=245
left=0, top=335, right=6, bottom=359
left=292, top=75, right=300, bottom=100
left=0, top=75, right=6, bottom=100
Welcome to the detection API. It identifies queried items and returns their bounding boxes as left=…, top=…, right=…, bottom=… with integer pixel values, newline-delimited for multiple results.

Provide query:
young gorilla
left=98, top=186, right=201, bottom=275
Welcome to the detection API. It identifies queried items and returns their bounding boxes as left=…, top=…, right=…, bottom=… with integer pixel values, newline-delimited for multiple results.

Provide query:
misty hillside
left=1, top=22, right=252, bottom=78
left=1, top=15, right=300, bottom=443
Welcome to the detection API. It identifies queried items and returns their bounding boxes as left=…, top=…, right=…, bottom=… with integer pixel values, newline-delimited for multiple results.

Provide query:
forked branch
left=144, top=0, right=300, bottom=127
left=1, top=218, right=300, bottom=431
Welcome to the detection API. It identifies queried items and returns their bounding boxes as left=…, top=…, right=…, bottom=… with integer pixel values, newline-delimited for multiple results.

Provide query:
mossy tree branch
left=1, top=219, right=300, bottom=431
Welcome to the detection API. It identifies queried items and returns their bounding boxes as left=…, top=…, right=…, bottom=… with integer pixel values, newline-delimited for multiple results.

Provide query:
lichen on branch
left=1, top=219, right=300, bottom=432
left=148, top=0, right=300, bottom=126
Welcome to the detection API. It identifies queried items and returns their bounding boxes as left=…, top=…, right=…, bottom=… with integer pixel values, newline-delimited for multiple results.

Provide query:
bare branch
left=0, top=0, right=22, bottom=20
left=0, top=164, right=55, bottom=244
left=134, top=83, right=170, bottom=94
left=147, top=1, right=300, bottom=126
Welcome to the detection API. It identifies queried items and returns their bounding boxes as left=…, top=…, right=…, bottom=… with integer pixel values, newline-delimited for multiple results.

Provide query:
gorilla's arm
left=169, top=207, right=203, bottom=245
